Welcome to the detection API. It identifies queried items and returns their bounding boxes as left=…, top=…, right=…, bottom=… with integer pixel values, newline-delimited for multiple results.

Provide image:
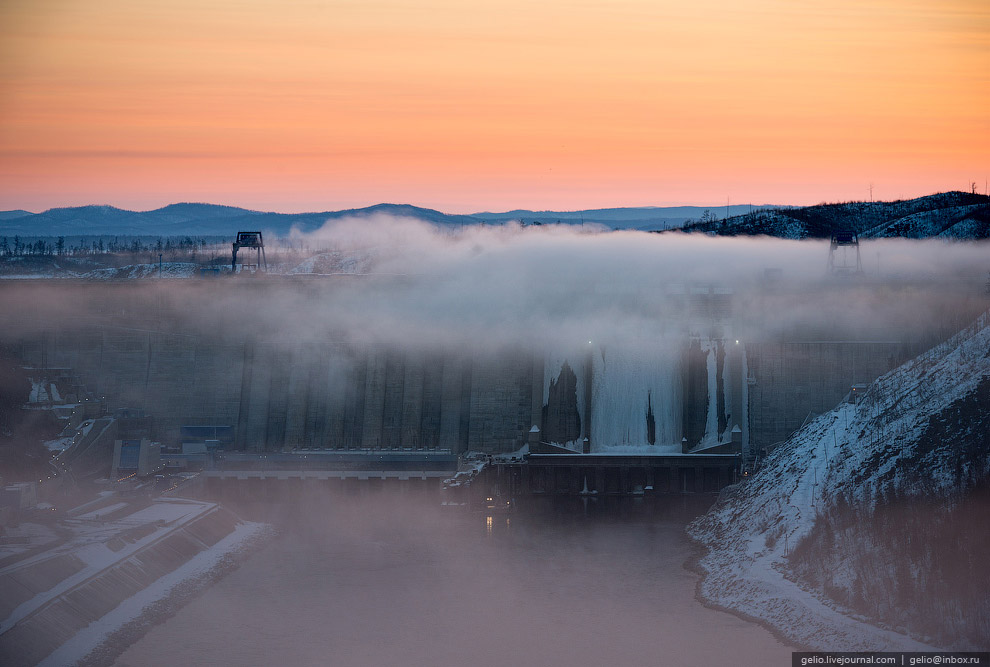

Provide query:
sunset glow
left=1, top=0, right=987, bottom=212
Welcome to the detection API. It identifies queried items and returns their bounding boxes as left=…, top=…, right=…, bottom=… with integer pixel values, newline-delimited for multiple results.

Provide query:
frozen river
left=111, top=495, right=790, bottom=667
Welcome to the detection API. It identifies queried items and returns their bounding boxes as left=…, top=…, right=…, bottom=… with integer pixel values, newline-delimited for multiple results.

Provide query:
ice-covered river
left=112, top=495, right=790, bottom=667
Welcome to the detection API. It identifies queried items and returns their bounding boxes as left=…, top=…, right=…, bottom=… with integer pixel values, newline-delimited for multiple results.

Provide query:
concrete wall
left=467, top=355, right=534, bottom=453
left=8, top=282, right=918, bottom=456
left=746, top=341, right=900, bottom=449
left=19, top=324, right=908, bottom=456
left=23, top=326, right=540, bottom=454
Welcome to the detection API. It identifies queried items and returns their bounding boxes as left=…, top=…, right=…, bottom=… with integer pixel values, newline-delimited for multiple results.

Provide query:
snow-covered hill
left=688, top=310, right=990, bottom=650
left=470, top=204, right=777, bottom=231
left=684, top=191, right=990, bottom=240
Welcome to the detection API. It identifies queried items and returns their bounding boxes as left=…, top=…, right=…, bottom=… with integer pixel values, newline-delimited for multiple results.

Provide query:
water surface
left=112, top=494, right=790, bottom=667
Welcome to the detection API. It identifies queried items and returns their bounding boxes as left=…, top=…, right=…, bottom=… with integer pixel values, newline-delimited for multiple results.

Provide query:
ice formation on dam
left=542, top=334, right=747, bottom=455
left=591, top=343, right=683, bottom=452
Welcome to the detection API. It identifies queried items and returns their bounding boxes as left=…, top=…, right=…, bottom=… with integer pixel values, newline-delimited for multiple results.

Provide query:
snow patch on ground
left=74, top=502, right=129, bottom=521
left=38, top=520, right=268, bottom=667
left=287, top=250, right=373, bottom=275
left=43, top=436, right=75, bottom=452
left=81, top=262, right=200, bottom=280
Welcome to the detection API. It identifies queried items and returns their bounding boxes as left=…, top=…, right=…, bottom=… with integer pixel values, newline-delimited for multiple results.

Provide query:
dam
left=1, top=259, right=984, bottom=664
left=3, top=274, right=970, bottom=492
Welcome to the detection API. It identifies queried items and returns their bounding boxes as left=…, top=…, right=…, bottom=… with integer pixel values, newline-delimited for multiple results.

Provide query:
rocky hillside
left=689, top=309, right=990, bottom=650
left=682, top=191, right=990, bottom=240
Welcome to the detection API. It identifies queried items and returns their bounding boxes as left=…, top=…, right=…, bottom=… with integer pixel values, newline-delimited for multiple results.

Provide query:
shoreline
left=684, top=526, right=940, bottom=652
left=682, top=532, right=810, bottom=654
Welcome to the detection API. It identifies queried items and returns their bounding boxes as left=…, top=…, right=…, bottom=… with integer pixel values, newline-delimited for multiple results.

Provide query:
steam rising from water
left=1, top=216, right=987, bottom=355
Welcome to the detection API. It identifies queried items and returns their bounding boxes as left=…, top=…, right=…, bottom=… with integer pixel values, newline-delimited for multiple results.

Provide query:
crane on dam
left=827, top=230, right=863, bottom=276
left=231, top=231, right=267, bottom=273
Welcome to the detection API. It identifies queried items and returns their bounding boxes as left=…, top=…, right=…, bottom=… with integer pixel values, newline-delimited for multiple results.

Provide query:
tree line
left=0, top=236, right=217, bottom=258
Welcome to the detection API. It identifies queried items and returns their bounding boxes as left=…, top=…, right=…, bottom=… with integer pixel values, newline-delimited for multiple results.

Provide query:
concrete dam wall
left=22, top=328, right=539, bottom=454
left=746, top=340, right=901, bottom=449
left=4, top=279, right=931, bottom=456
left=20, top=324, right=757, bottom=455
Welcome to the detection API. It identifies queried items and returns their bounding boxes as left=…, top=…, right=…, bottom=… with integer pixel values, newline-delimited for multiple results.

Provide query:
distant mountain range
left=2, top=193, right=987, bottom=240
left=0, top=202, right=773, bottom=238
left=471, top=204, right=769, bottom=230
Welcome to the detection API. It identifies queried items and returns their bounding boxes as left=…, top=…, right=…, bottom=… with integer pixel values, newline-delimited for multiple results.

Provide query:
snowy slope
left=686, top=191, right=990, bottom=240
left=866, top=204, right=990, bottom=240
left=688, top=310, right=990, bottom=650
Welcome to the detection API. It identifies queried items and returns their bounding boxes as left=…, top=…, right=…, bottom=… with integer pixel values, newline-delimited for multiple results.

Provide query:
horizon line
left=3, top=189, right=983, bottom=217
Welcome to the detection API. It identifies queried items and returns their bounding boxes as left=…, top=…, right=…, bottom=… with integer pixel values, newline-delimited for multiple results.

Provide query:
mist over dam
left=4, top=239, right=984, bottom=464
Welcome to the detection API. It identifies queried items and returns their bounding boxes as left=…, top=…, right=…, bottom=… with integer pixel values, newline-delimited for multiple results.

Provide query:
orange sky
left=1, top=0, right=987, bottom=213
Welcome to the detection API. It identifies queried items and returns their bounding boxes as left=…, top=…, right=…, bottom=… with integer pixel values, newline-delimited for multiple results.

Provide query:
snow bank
left=81, top=262, right=200, bottom=280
